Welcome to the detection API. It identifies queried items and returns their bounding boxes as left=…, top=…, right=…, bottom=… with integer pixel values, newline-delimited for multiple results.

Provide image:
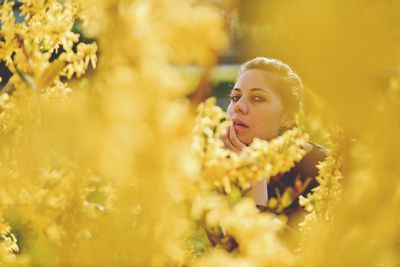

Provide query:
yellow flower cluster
left=192, top=97, right=309, bottom=193
left=0, top=215, right=18, bottom=262
left=299, top=127, right=343, bottom=221
left=0, top=0, right=97, bottom=91
left=297, top=127, right=343, bottom=255
left=0, top=3, right=102, bottom=262
left=190, top=194, right=294, bottom=266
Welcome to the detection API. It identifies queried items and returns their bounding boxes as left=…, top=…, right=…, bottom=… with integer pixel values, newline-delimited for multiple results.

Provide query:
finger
left=229, top=124, right=246, bottom=151
left=220, top=125, right=229, bottom=139
left=220, top=126, right=229, bottom=146
left=221, top=130, right=240, bottom=152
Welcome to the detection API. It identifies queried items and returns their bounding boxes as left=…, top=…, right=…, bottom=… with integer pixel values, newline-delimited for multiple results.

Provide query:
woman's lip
left=234, top=124, right=248, bottom=130
left=232, top=119, right=249, bottom=128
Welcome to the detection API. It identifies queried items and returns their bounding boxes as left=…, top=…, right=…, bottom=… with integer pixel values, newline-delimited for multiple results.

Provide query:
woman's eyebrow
left=250, top=88, right=271, bottom=94
left=231, top=88, right=271, bottom=94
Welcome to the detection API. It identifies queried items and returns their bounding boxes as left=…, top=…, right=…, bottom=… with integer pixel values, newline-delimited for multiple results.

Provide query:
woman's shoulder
left=292, top=141, right=328, bottom=179
left=264, top=141, right=328, bottom=216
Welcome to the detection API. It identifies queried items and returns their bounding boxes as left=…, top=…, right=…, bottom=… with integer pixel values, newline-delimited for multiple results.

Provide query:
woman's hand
left=221, top=124, right=268, bottom=206
left=221, top=124, right=247, bottom=152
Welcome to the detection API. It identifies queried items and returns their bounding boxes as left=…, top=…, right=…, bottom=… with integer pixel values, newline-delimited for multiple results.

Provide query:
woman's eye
left=252, top=96, right=266, bottom=102
left=230, top=95, right=240, bottom=102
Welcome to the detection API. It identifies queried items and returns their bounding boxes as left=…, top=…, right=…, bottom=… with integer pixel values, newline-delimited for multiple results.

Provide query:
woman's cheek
left=226, top=107, right=233, bottom=120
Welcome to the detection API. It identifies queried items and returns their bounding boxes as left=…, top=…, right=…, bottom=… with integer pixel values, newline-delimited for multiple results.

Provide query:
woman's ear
left=278, top=112, right=295, bottom=135
left=280, top=112, right=294, bottom=129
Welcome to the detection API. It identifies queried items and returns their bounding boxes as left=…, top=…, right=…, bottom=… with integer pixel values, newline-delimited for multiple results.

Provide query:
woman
left=221, top=57, right=327, bottom=222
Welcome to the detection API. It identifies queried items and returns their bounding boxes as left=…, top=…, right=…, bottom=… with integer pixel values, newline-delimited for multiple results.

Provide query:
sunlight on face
left=227, top=69, right=285, bottom=145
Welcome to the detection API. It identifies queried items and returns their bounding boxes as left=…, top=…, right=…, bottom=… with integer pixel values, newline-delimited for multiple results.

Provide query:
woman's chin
left=237, top=133, right=252, bottom=146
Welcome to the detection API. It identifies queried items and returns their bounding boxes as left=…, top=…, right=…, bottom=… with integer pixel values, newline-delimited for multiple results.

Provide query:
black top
left=257, top=141, right=328, bottom=218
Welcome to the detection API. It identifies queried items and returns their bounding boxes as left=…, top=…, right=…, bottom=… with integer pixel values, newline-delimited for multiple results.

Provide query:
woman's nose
left=234, top=97, right=248, bottom=114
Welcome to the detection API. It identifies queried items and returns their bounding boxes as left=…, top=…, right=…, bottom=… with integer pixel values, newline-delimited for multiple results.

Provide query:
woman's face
left=227, top=69, right=286, bottom=145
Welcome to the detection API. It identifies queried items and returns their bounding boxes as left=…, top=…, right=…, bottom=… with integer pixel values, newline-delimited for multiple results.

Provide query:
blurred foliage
left=0, top=0, right=226, bottom=266
left=0, top=0, right=399, bottom=266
